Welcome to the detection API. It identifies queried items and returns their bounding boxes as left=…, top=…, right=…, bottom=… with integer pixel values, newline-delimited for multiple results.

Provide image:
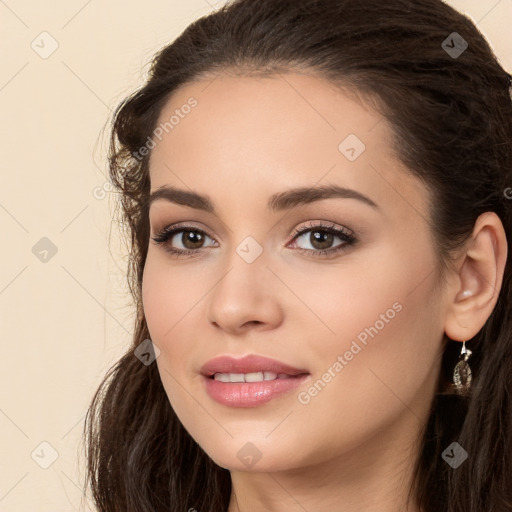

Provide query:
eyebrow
left=147, top=184, right=379, bottom=213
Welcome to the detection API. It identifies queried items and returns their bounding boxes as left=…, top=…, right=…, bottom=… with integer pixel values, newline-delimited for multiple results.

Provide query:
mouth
left=209, top=371, right=301, bottom=382
left=201, top=353, right=309, bottom=378
left=200, top=354, right=310, bottom=407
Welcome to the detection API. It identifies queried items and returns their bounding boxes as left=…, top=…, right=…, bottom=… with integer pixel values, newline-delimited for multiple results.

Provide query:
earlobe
left=444, top=211, right=508, bottom=341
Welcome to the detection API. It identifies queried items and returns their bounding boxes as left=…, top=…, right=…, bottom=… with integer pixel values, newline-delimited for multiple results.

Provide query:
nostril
left=242, top=320, right=263, bottom=328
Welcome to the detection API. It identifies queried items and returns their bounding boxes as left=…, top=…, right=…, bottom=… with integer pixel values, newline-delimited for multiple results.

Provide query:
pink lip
left=201, top=355, right=310, bottom=408
left=201, top=354, right=308, bottom=377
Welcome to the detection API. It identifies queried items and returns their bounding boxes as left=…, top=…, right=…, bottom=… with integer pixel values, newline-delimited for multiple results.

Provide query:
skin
left=141, top=71, right=507, bottom=512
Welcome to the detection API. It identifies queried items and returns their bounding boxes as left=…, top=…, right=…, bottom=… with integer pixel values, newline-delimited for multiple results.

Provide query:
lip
left=201, top=354, right=310, bottom=408
left=201, top=354, right=308, bottom=377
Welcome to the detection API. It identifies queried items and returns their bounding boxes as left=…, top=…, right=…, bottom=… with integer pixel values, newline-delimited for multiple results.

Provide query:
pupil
left=183, top=230, right=203, bottom=249
left=311, top=231, right=333, bottom=250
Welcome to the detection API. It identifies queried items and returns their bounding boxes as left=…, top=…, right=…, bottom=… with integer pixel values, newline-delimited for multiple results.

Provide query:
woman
left=85, top=0, right=512, bottom=510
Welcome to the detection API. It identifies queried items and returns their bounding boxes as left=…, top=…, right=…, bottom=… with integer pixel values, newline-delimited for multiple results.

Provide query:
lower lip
left=203, top=374, right=309, bottom=407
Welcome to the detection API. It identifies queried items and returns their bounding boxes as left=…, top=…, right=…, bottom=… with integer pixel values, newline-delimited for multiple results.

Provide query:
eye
left=288, top=221, right=357, bottom=256
left=151, top=224, right=217, bottom=257
left=151, top=221, right=357, bottom=259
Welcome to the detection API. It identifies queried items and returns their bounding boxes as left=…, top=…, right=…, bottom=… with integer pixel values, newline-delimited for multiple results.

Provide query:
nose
left=206, top=250, right=285, bottom=335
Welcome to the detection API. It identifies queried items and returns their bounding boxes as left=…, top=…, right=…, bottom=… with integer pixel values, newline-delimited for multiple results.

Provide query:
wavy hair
left=84, top=0, right=512, bottom=510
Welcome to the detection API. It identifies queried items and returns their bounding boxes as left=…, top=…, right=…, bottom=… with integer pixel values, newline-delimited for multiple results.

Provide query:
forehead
left=147, top=72, right=429, bottom=221
left=151, top=72, right=382, bottom=162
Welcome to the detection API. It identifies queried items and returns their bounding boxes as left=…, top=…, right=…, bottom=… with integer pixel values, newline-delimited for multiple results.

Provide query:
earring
left=453, top=340, right=472, bottom=395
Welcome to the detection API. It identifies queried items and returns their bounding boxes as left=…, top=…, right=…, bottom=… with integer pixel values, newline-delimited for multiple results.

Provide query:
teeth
left=213, top=371, right=291, bottom=382
left=246, top=372, right=266, bottom=382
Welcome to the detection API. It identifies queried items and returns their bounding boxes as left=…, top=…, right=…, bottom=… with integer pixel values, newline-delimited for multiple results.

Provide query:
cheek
left=141, top=259, right=209, bottom=431
left=142, top=254, right=207, bottom=342
left=293, top=242, right=442, bottom=417
left=141, top=259, right=190, bottom=395
left=298, top=260, right=442, bottom=437
left=141, top=254, right=213, bottom=387
left=310, top=304, right=440, bottom=442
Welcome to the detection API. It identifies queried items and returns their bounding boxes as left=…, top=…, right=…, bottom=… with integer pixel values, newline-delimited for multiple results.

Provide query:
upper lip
left=201, top=354, right=309, bottom=377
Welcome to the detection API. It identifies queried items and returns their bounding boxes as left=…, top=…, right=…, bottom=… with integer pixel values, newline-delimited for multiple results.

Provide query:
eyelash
left=151, top=221, right=357, bottom=258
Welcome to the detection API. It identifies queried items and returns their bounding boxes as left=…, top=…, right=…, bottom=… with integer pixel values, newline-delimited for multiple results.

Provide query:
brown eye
left=290, top=223, right=356, bottom=255
left=309, top=230, right=335, bottom=250
left=151, top=225, right=217, bottom=256
left=179, top=230, right=206, bottom=249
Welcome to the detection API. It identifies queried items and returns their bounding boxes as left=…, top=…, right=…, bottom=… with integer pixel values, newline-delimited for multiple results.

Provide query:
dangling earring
left=453, top=340, right=472, bottom=395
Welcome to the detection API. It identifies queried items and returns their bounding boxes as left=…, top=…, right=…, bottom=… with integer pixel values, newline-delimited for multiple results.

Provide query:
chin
left=199, top=437, right=304, bottom=473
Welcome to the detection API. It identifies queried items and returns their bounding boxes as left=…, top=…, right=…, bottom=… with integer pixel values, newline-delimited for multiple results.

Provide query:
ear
left=444, top=212, right=508, bottom=342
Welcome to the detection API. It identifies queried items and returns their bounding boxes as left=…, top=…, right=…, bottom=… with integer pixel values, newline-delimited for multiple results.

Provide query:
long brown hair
left=84, top=1, right=512, bottom=510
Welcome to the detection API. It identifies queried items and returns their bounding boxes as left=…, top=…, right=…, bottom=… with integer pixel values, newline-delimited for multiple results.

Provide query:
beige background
left=0, top=1, right=510, bottom=510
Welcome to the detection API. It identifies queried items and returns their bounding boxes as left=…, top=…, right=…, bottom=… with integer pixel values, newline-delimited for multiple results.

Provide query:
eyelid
left=151, top=220, right=357, bottom=257
left=289, top=220, right=354, bottom=240
left=151, top=222, right=218, bottom=244
left=151, top=221, right=215, bottom=238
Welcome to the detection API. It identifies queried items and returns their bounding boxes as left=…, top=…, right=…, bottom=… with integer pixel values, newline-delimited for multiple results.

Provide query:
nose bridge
left=206, top=236, right=283, bottom=332
left=211, top=236, right=269, bottom=307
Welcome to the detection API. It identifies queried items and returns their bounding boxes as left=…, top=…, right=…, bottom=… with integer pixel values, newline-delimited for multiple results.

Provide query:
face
left=142, top=71, right=448, bottom=474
